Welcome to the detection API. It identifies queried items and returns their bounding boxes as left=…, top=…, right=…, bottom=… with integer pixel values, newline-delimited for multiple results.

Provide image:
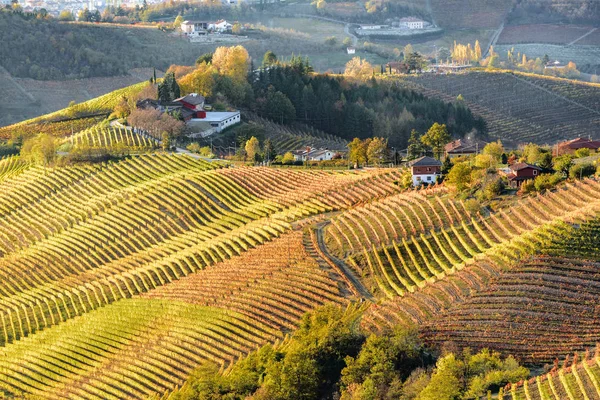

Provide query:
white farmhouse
left=292, top=147, right=340, bottom=162
left=180, top=21, right=209, bottom=34
left=400, top=17, right=425, bottom=29
left=209, top=19, right=233, bottom=32
left=347, top=47, right=356, bottom=54
left=409, top=156, right=442, bottom=186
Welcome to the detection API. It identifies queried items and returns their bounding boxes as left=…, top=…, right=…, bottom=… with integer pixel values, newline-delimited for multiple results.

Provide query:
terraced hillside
left=403, top=71, right=600, bottom=145
left=250, top=116, right=348, bottom=153
left=341, top=178, right=600, bottom=363
left=326, top=179, right=600, bottom=298
left=69, top=125, right=158, bottom=150
left=0, top=153, right=408, bottom=399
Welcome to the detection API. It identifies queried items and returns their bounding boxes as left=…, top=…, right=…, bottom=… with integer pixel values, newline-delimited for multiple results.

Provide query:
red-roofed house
left=557, top=138, right=600, bottom=155
left=505, top=162, right=542, bottom=188
left=409, top=156, right=442, bottom=186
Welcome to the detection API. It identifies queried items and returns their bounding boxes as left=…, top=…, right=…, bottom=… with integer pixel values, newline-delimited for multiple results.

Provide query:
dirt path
left=568, top=27, right=598, bottom=46
left=484, top=22, right=504, bottom=58
left=0, top=66, right=36, bottom=103
left=314, top=221, right=374, bottom=301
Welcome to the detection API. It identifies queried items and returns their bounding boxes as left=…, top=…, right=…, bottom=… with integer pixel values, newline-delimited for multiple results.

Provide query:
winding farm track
left=314, top=221, right=374, bottom=300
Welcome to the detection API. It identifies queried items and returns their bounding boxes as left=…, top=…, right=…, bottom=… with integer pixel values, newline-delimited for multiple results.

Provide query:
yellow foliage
left=212, top=46, right=250, bottom=83
left=178, top=62, right=218, bottom=98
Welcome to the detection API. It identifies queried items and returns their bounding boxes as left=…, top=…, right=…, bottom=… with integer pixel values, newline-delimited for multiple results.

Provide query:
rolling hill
left=0, top=69, right=599, bottom=398
left=402, top=70, right=600, bottom=145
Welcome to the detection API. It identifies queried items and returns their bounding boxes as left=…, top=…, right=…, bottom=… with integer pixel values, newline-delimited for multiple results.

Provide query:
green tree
left=538, top=152, right=553, bottom=170
left=196, top=53, right=213, bottom=65
left=482, top=140, right=504, bottom=163
left=262, top=51, right=278, bottom=67
left=405, top=52, right=426, bottom=73
left=20, top=134, right=56, bottom=166
left=417, top=354, right=463, bottom=400
left=407, top=129, right=423, bottom=160
left=446, top=162, right=472, bottom=192
left=487, top=54, right=499, bottom=69
left=58, top=10, right=74, bottom=21
left=265, top=89, right=296, bottom=124
left=569, top=163, right=596, bottom=179
left=575, top=148, right=591, bottom=158
left=366, top=137, right=388, bottom=166
left=157, top=72, right=180, bottom=102
left=441, top=156, right=453, bottom=175
left=403, top=44, right=414, bottom=61
left=522, top=143, right=542, bottom=165
left=341, top=326, right=425, bottom=399
left=245, top=136, right=261, bottom=162
left=78, top=8, right=91, bottom=22
left=263, top=139, right=276, bottom=162
left=421, top=123, right=450, bottom=160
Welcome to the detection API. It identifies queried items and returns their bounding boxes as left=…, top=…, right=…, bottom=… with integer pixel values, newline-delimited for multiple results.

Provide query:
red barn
left=174, top=93, right=205, bottom=111
left=507, top=163, right=542, bottom=187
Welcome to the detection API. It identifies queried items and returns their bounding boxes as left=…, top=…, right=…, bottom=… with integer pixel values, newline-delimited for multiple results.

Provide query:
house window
left=427, top=176, right=432, bottom=181
left=427, top=167, right=431, bottom=171
left=533, top=170, right=538, bottom=176
left=416, top=176, right=422, bottom=181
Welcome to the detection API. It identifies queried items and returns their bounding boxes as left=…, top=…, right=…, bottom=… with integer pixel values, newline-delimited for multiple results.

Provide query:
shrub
left=569, top=163, right=596, bottom=179
left=519, top=179, right=536, bottom=195
left=534, top=173, right=563, bottom=192
left=575, top=148, right=591, bottom=158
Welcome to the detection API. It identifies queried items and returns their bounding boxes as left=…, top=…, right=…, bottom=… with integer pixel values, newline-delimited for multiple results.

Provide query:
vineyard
left=497, top=24, right=594, bottom=45
left=509, top=348, right=600, bottom=399
left=0, top=154, right=412, bottom=398
left=326, top=178, right=600, bottom=299
left=249, top=116, right=348, bottom=153
left=404, top=70, right=600, bottom=145
left=69, top=125, right=158, bottom=149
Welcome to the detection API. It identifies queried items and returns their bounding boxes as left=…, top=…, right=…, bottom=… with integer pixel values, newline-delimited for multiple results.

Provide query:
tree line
left=251, top=60, right=486, bottom=150
left=168, top=304, right=530, bottom=400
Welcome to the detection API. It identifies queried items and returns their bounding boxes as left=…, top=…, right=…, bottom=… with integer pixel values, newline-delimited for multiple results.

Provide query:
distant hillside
left=430, top=0, right=513, bottom=29
left=0, top=12, right=202, bottom=80
left=509, top=0, right=600, bottom=24
left=403, top=70, right=600, bottom=145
